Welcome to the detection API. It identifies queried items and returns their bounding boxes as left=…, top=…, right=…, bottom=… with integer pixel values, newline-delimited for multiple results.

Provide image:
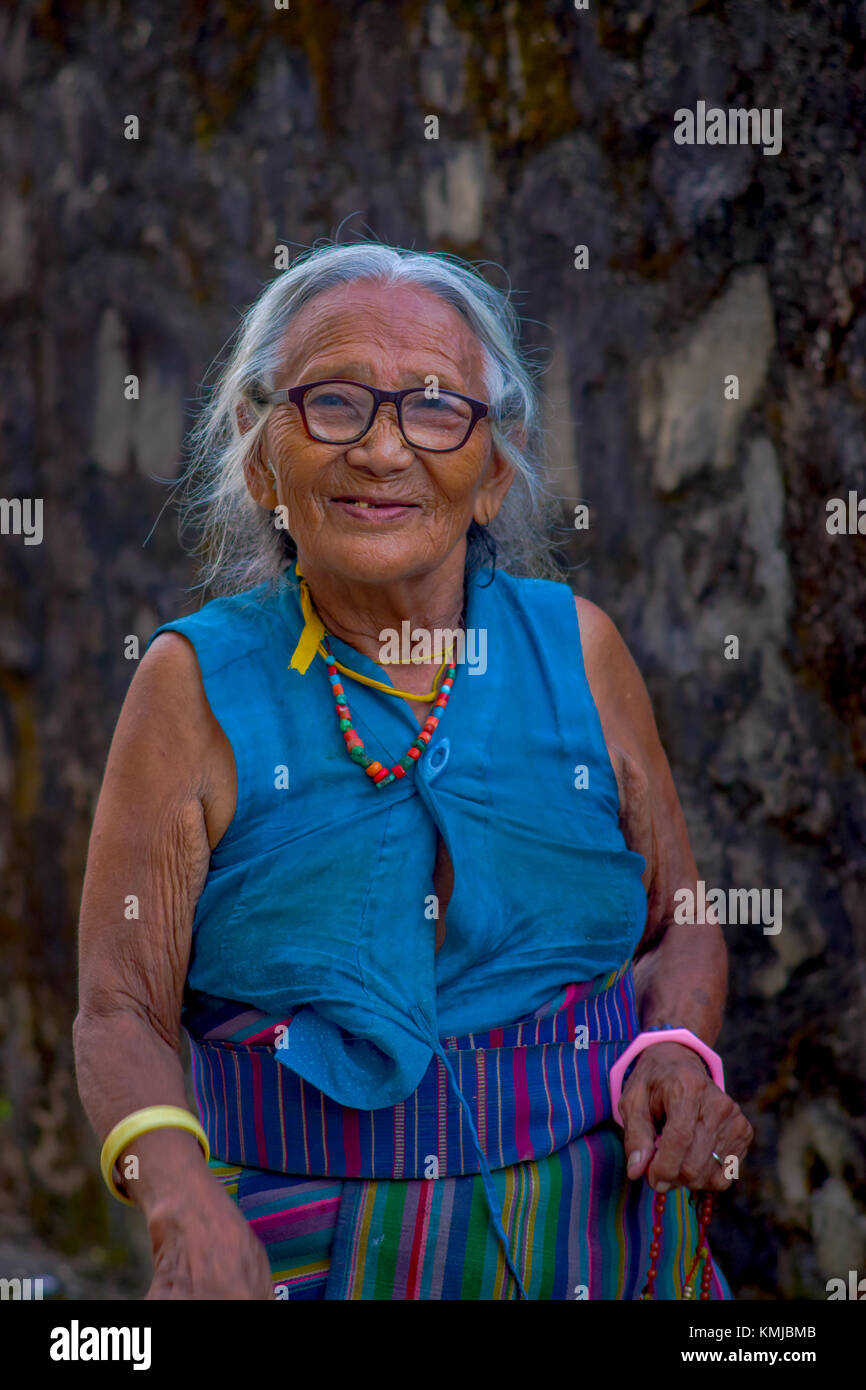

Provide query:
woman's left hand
left=619, top=1041, right=754, bottom=1192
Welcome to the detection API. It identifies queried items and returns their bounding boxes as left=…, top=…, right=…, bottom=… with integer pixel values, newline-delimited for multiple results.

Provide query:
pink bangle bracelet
left=609, top=1028, right=725, bottom=1126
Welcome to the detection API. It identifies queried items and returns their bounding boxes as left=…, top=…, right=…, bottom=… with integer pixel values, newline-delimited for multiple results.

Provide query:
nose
left=344, top=404, right=414, bottom=471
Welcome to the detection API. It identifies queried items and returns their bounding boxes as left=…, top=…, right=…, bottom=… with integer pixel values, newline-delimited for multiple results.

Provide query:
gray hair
left=178, top=240, right=563, bottom=594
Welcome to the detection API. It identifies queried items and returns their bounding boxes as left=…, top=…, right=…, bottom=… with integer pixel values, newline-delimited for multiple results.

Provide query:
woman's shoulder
left=155, top=575, right=287, bottom=633
left=489, top=570, right=622, bottom=656
left=569, top=594, right=675, bottom=861
left=487, top=567, right=570, bottom=598
left=572, top=592, right=624, bottom=664
left=144, top=576, right=290, bottom=675
left=569, top=593, right=651, bottom=738
left=482, top=567, right=582, bottom=625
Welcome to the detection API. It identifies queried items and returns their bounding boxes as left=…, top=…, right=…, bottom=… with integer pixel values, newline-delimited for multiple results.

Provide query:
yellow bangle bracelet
left=99, top=1105, right=210, bottom=1207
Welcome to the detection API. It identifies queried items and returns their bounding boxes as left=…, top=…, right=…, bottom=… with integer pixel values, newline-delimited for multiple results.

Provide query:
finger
left=648, top=1095, right=702, bottom=1191
left=679, top=1111, right=735, bottom=1190
left=680, top=1107, right=754, bottom=1190
left=675, top=1087, right=731, bottom=1185
left=619, top=1076, right=657, bottom=1180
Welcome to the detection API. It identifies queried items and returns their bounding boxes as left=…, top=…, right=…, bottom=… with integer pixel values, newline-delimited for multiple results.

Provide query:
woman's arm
left=575, top=594, right=727, bottom=1037
left=74, top=632, right=273, bottom=1298
left=576, top=596, right=754, bottom=1192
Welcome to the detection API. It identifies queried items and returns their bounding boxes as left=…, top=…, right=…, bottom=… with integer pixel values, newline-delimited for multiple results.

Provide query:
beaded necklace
left=324, top=637, right=457, bottom=788
left=288, top=566, right=461, bottom=789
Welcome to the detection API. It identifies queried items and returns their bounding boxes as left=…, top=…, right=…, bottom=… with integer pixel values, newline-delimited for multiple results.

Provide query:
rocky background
left=1, top=0, right=864, bottom=1299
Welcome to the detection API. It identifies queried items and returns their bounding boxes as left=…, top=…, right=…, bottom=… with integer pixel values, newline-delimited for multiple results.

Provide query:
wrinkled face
left=248, top=278, right=514, bottom=585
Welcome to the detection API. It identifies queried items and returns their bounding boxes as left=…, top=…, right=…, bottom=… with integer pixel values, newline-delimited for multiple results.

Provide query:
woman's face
left=249, top=277, right=514, bottom=586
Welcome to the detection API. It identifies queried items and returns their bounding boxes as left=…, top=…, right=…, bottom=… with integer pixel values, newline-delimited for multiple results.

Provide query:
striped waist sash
left=185, top=962, right=639, bottom=1182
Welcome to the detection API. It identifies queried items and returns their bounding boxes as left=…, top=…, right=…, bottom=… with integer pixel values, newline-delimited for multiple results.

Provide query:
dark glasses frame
left=255, top=378, right=489, bottom=453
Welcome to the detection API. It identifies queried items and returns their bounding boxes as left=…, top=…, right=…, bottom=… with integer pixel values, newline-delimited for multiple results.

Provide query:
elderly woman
left=74, top=241, right=753, bottom=1301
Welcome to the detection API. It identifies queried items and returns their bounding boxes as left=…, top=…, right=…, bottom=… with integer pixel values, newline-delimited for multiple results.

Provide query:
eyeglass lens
left=303, top=383, right=474, bottom=448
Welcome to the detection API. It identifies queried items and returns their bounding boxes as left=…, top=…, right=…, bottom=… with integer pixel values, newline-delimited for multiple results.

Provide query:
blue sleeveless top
left=146, top=565, right=648, bottom=1112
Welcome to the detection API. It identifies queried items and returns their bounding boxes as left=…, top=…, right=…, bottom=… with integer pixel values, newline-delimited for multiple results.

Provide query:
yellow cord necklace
left=289, top=564, right=457, bottom=703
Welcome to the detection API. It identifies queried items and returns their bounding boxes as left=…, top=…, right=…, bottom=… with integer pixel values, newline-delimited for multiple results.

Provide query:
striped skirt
left=186, top=966, right=733, bottom=1301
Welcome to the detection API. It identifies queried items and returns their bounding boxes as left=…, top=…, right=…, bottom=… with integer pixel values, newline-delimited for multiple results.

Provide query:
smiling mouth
left=328, top=496, right=420, bottom=518
left=331, top=496, right=418, bottom=508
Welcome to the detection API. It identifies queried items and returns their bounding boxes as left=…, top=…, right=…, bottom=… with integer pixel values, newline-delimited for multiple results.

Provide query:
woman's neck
left=298, top=552, right=467, bottom=667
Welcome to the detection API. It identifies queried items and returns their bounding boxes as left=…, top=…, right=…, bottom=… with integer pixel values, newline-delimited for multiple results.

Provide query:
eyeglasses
left=255, top=379, right=489, bottom=452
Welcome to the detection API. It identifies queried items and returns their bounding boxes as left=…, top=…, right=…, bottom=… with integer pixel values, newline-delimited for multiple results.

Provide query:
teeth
left=337, top=499, right=406, bottom=509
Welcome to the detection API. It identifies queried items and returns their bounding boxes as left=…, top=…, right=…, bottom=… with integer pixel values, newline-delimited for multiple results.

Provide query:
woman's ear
left=236, top=400, right=257, bottom=435
left=475, top=436, right=516, bottom=526
left=243, top=445, right=277, bottom=510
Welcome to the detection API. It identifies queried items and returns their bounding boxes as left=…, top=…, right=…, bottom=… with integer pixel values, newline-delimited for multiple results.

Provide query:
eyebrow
left=296, top=363, right=466, bottom=390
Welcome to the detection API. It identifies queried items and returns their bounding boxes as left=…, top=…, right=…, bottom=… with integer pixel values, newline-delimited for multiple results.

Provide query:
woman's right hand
left=145, top=1168, right=275, bottom=1300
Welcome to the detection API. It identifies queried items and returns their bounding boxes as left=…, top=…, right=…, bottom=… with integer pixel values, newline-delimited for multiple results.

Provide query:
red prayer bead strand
left=641, top=1190, right=666, bottom=1298
left=698, top=1195, right=715, bottom=1300
left=642, top=1189, right=715, bottom=1301
left=682, top=1195, right=714, bottom=1289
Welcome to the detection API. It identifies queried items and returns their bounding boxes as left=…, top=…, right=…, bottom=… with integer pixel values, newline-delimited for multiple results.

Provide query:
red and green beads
left=322, top=637, right=456, bottom=788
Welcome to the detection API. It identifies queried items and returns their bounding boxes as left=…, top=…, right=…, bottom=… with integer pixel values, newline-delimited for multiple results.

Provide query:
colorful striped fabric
left=188, top=965, right=732, bottom=1300
left=186, top=968, right=637, bottom=1180
left=209, top=1135, right=731, bottom=1300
